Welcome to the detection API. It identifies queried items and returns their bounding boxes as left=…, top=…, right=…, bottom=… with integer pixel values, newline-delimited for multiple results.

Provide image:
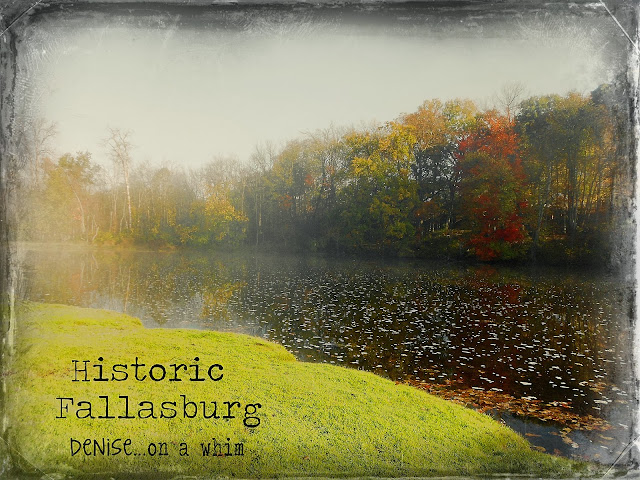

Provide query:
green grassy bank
left=7, top=303, right=586, bottom=477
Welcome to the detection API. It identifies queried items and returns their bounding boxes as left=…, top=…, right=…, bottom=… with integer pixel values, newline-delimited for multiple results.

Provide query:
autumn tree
left=263, top=137, right=329, bottom=248
left=340, top=122, right=418, bottom=253
left=458, top=112, right=528, bottom=260
left=28, top=152, right=97, bottom=241
left=201, top=183, right=248, bottom=245
left=187, top=156, right=248, bottom=246
left=549, top=94, right=609, bottom=240
left=517, top=92, right=614, bottom=253
left=402, top=99, right=478, bottom=231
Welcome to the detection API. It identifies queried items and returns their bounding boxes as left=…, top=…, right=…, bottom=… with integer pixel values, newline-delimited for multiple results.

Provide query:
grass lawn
left=6, top=302, right=590, bottom=477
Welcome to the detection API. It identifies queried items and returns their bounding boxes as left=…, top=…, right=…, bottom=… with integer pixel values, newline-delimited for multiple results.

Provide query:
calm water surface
left=17, top=244, right=635, bottom=464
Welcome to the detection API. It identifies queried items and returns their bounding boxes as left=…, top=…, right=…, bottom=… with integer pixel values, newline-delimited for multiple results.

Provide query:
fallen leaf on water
left=405, top=378, right=611, bottom=431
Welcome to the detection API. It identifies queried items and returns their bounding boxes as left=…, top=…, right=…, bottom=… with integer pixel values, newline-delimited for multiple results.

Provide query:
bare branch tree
left=249, top=141, right=277, bottom=246
left=105, top=128, right=134, bottom=231
left=13, top=117, right=57, bottom=187
left=494, top=82, right=527, bottom=122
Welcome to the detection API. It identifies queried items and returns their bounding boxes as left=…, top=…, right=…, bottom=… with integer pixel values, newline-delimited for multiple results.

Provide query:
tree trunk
left=123, top=166, right=132, bottom=231
left=567, top=153, right=578, bottom=240
left=531, top=164, right=552, bottom=261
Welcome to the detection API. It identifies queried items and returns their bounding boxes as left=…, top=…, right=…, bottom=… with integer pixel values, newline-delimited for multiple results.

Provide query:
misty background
left=15, top=4, right=627, bottom=168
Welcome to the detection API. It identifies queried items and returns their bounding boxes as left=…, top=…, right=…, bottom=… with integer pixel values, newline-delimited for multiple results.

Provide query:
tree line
left=14, top=82, right=632, bottom=265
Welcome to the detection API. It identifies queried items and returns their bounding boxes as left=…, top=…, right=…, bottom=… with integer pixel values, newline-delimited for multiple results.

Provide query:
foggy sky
left=18, top=7, right=626, bottom=168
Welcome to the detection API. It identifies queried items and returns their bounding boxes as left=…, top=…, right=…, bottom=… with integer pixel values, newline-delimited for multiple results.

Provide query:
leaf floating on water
left=561, top=435, right=574, bottom=446
left=405, top=378, right=611, bottom=431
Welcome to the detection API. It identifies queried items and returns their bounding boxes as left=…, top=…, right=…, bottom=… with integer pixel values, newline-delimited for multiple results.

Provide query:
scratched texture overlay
left=0, top=0, right=638, bottom=478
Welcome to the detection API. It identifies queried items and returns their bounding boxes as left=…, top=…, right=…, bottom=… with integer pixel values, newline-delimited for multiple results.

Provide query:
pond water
left=16, top=244, right=635, bottom=464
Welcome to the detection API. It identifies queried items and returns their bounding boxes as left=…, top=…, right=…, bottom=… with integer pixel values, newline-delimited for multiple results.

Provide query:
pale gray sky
left=18, top=9, right=623, bottom=168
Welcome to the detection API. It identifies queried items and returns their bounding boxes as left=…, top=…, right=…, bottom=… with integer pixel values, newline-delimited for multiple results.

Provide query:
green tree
left=340, top=122, right=418, bottom=254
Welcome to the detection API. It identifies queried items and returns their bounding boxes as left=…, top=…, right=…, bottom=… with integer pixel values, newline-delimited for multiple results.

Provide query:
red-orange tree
left=458, top=112, right=529, bottom=260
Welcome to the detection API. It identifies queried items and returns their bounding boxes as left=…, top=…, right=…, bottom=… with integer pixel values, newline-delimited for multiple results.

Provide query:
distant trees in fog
left=15, top=81, right=632, bottom=265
